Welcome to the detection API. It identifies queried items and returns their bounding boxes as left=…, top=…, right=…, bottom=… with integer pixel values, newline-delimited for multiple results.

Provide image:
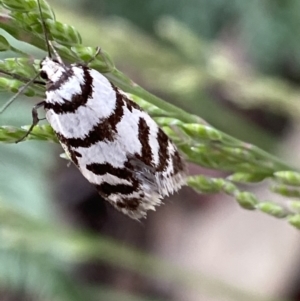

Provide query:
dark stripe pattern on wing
left=86, top=162, right=132, bottom=179
left=137, top=117, right=153, bottom=166
left=116, top=198, right=140, bottom=210
left=171, top=149, right=185, bottom=175
left=44, top=66, right=93, bottom=114
left=46, top=67, right=74, bottom=92
left=55, top=86, right=124, bottom=148
left=156, top=128, right=170, bottom=172
left=96, top=182, right=137, bottom=197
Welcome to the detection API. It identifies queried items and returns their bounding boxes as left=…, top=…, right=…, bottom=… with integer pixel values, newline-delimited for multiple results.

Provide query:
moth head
left=40, top=57, right=65, bottom=83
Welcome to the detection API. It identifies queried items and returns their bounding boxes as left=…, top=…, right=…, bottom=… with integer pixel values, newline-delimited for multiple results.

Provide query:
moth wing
left=46, top=65, right=185, bottom=219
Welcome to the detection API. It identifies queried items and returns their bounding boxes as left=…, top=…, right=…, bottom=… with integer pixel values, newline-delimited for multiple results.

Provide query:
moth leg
left=15, top=101, right=45, bottom=143
left=0, top=72, right=44, bottom=114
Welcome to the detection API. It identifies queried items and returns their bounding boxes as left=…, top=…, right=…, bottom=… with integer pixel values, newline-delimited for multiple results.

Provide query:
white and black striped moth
left=2, top=0, right=186, bottom=219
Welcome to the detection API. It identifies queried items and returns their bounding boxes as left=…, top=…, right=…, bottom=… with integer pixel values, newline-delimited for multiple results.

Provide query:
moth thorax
left=40, top=57, right=65, bottom=83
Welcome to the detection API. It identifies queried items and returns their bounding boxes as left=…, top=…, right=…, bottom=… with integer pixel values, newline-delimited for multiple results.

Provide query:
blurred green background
left=1, top=0, right=300, bottom=301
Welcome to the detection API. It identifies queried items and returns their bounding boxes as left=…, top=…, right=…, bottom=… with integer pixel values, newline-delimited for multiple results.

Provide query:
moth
left=1, top=0, right=186, bottom=219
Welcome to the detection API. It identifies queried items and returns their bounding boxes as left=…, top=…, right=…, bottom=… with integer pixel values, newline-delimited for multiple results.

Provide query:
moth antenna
left=48, top=40, right=64, bottom=66
left=37, top=0, right=51, bottom=58
left=0, top=73, right=41, bottom=114
left=0, top=69, right=45, bottom=85
left=37, top=0, right=65, bottom=67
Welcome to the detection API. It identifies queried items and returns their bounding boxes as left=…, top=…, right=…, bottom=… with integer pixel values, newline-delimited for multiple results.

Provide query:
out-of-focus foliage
left=0, top=201, right=288, bottom=301
left=80, top=0, right=300, bottom=75
left=0, top=102, right=54, bottom=218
